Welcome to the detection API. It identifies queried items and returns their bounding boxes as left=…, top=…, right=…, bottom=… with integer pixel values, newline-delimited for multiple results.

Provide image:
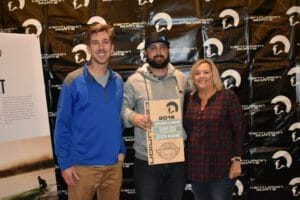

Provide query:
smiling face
left=192, top=62, right=214, bottom=91
left=88, top=31, right=114, bottom=66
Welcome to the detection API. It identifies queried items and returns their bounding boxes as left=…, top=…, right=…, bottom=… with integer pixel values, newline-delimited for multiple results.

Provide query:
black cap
left=145, top=32, right=170, bottom=49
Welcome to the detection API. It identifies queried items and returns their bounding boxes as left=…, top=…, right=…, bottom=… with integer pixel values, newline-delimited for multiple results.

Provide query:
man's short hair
left=86, top=23, right=115, bottom=44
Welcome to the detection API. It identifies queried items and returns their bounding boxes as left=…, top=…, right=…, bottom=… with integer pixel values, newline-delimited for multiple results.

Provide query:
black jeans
left=134, top=158, right=186, bottom=200
left=191, top=177, right=235, bottom=200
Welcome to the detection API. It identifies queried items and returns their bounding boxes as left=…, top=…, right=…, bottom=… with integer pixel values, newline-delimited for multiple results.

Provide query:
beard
left=147, top=55, right=170, bottom=69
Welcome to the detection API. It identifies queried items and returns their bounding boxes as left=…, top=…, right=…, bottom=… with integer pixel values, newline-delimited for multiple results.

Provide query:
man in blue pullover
left=54, top=23, right=125, bottom=200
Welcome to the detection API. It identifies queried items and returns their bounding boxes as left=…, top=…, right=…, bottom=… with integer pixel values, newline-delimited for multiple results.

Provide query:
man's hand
left=62, top=167, right=80, bottom=186
left=132, top=114, right=152, bottom=131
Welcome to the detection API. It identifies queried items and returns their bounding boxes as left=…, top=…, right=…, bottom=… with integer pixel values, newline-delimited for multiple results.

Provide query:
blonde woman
left=184, top=59, right=245, bottom=200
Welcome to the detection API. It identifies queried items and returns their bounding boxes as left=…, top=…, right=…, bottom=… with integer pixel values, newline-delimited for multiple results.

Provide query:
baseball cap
left=145, top=32, right=170, bottom=49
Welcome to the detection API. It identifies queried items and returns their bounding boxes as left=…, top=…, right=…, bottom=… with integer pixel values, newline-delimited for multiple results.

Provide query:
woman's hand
left=229, top=159, right=242, bottom=179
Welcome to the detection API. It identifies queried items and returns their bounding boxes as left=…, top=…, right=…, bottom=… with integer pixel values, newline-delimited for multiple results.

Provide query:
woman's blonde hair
left=189, top=58, right=224, bottom=94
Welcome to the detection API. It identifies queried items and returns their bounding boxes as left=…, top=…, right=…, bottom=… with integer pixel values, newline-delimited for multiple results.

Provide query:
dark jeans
left=134, top=158, right=186, bottom=200
left=191, top=177, right=235, bottom=200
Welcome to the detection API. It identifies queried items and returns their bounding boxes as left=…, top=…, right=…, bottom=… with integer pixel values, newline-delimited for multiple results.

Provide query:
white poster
left=0, top=33, right=57, bottom=199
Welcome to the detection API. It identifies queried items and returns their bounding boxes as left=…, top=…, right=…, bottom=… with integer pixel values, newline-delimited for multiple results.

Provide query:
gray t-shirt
left=94, top=70, right=110, bottom=87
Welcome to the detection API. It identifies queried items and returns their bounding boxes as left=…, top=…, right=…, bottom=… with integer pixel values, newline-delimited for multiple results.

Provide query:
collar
left=83, top=63, right=117, bottom=83
left=192, top=90, right=220, bottom=102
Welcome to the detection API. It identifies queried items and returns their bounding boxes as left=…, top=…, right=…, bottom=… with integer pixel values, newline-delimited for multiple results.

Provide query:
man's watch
left=231, top=157, right=242, bottom=162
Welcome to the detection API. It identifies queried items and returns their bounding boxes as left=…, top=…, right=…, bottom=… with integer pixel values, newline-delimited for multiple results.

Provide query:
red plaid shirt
left=183, top=89, right=245, bottom=183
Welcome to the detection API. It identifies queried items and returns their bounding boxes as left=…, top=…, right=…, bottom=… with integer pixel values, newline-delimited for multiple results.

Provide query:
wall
left=0, top=0, right=299, bottom=199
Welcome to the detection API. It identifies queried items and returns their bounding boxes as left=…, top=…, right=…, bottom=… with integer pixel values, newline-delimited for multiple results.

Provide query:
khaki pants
left=68, top=160, right=123, bottom=200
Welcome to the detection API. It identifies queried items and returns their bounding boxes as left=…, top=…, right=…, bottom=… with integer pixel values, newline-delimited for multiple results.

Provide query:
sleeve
left=121, top=79, right=138, bottom=128
left=54, top=83, right=74, bottom=171
left=227, top=90, right=245, bottom=157
left=119, top=136, right=127, bottom=154
left=119, top=82, right=127, bottom=154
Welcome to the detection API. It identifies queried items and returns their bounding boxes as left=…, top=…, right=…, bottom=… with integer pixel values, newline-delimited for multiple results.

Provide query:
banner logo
left=289, top=177, right=300, bottom=197
left=219, top=9, right=239, bottom=29
left=289, top=122, right=300, bottom=142
left=271, top=95, right=292, bottom=115
left=151, top=12, right=172, bottom=32
left=137, top=41, right=146, bottom=62
left=249, top=75, right=281, bottom=83
left=250, top=185, right=284, bottom=192
left=233, top=179, right=244, bottom=196
left=166, top=101, right=178, bottom=114
left=249, top=131, right=282, bottom=137
left=73, top=0, right=89, bottom=9
left=8, top=0, right=25, bottom=11
left=87, top=16, right=107, bottom=25
left=138, top=0, right=154, bottom=5
left=204, top=38, right=223, bottom=58
left=269, top=35, right=290, bottom=55
left=185, top=183, right=192, bottom=191
left=221, top=69, right=241, bottom=89
left=22, top=18, right=42, bottom=36
left=272, top=150, right=292, bottom=169
left=286, top=6, right=300, bottom=27
left=287, top=66, right=300, bottom=87
left=72, top=44, right=91, bottom=63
